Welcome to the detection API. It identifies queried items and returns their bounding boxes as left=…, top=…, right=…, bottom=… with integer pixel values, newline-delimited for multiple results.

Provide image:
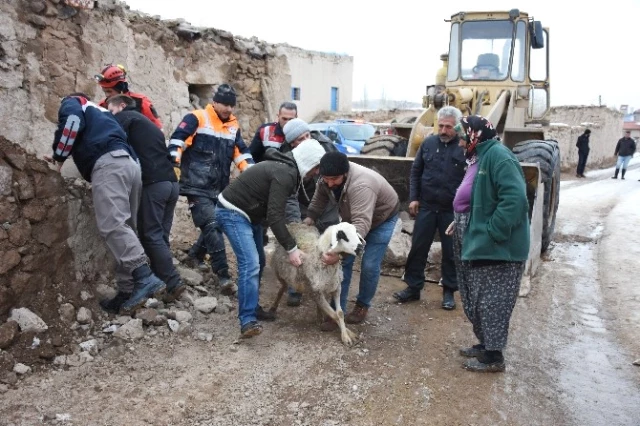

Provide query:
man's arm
left=249, top=126, right=266, bottom=163
left=266, top=174, right=298, bottom=252
left=614, top=139, right=621, bottom=156
left=232, top=129, right=255, bottom=171
left=346, top=184, right=377, bottom=238
left=51, top=97, right=85, bottom=163
left=167, top=113, right=199, bottom=165
left=306, top=180, right=330, bottom=221
left=409, top=142, right=425, bottom=201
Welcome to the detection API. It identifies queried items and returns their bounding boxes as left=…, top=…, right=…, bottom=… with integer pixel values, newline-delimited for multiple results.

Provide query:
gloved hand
left=173, top=166, right=181, bottom=181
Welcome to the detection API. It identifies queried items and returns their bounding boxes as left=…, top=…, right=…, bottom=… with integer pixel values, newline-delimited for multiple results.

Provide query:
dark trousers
left=187, top=196, right=229, bottom=274
left=403, top=209, right=457, bottom=291
left=138, top=181, right=181, bottom=289
left=576, top=150, right=589, bottom=176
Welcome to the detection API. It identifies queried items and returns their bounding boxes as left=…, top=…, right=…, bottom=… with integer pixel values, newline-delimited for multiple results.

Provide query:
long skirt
left=453, top=212, right=525, bottom=351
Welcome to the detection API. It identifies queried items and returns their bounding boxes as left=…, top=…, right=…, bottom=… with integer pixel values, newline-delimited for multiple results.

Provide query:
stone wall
left=545, top=106, right=623, bottom=171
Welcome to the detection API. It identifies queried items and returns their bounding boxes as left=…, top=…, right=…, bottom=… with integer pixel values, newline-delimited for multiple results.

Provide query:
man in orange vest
left=168, top=84, right=254, bottom=295
left=94, top=64, right=163, bottom=130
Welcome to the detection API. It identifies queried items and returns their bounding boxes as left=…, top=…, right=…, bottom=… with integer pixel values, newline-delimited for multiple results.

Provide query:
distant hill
left=352, top=99, right=422, bottom=110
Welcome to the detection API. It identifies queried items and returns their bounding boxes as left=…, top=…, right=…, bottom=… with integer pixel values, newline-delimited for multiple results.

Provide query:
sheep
left=268, top=222, right=364, bottom=346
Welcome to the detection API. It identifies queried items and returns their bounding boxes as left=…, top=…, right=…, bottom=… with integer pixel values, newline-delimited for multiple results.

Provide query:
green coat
left=462, top=139, right=530, bottom=262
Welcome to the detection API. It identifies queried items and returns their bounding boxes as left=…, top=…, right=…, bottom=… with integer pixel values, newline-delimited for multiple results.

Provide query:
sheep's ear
left=337, top=230, right=349, bottom=242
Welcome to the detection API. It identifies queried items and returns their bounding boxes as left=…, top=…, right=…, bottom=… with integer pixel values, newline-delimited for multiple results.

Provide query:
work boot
left=621, top=169, right=626, bottom=180
left=319, top=317, right=339, bottom=332
left=240, top=321, right=263, bottom=338
left=442, top=287, right=456, bottom=310
left=392, top=287, right=420, bottom=303
left=256, top=305, right=276, bottom=321
left=459, top=344, right=486, bottom=358
left=120, top=264, right=167, bottom=314
left=163, top=280, right=186, bottom=303
left=216, top=269, right=235, bottom=295
left=463, top=350, right=505, bottom=373
left=287, top=292, right=302, bottom=307
left=99, top=291, right=131, bottom=314
left=345, top=302, right=368, bottom=324
left=183, top=255, right=209, bottom=272
left=612, top=168, right=619, bottom=179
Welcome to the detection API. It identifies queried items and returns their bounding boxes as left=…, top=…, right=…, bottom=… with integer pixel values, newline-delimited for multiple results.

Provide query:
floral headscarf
left=459, top=115, right=497, bottom=161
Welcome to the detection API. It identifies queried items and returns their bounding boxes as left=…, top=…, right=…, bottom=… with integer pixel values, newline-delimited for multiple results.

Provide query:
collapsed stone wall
left=545, top=106, right=623, bottom=171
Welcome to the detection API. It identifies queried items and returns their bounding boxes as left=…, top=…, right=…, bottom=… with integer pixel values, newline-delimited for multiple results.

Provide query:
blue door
left=330, top=87, right=339, bottom=111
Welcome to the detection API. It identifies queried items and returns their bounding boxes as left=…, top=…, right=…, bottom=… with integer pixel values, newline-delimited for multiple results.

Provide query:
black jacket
left=113, top=107, right=177, bottom=186
left=615, top=137, right=637, bottom=157
left=576, top=134, right=590, bottom=153
left=219, top=149, right=300, bottom=251
left=409, top=134, right=466, bottom=211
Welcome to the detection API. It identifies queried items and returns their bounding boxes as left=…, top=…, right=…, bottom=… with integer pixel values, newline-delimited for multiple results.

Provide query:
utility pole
left=598, top=95, right=602, bottom=107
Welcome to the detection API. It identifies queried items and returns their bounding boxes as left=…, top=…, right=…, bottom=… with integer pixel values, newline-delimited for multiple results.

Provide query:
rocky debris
left=76, top=307, right=92, bottom=324
left=194, top=297, right=218, bottom=314
left=58, top=303, right=76, bottom=323
left=0, top=320, right=20, bottom=349
left=633, top=359, right=640, bottom=366
left=8, top=308, right=48, bottom=333
left=113, top=319, right=145, bottom=341
left=13, top=363, right=31, bottom=375
left=176, top=266, right=204, bottom=286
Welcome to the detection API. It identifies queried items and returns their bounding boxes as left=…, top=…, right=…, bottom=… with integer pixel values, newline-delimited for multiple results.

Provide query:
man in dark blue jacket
left=107, top=95, right=184, bottom=305
left=45, top=93, right=166, bottom=313
left=393, top=106, right=466, bottom=310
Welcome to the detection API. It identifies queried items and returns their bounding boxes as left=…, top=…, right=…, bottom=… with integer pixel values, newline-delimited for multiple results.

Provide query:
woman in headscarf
left=446, top=115, right=530, bottom=372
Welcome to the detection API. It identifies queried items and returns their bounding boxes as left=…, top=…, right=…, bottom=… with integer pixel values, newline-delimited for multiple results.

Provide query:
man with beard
left=393, top=106, right=466, bottom=310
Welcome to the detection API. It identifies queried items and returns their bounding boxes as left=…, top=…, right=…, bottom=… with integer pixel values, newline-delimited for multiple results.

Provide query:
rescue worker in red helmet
left=95, top=64, right=163, bottom=130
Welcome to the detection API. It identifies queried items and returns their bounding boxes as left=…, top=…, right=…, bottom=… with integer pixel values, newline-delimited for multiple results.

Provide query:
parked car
left=309, top=120, right=377, bottom=155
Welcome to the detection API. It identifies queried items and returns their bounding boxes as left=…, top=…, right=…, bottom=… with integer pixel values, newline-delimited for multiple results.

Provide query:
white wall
left=282, top=46, right=353, bottom=122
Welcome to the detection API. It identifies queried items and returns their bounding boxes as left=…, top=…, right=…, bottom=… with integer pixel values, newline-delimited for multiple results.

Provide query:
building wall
left=283, top=46, right=353, bottom=122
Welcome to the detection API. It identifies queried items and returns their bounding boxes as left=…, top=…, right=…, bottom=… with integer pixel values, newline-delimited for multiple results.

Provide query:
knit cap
left=283, top=118, right=310, bottom=143
left=291, top=139, right=325, bottom=178
left=213, top=84, right=237, bottom=107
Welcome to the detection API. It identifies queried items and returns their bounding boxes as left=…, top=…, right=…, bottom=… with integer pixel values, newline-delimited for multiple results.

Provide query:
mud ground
left=1, top=164, right=640, bottom=426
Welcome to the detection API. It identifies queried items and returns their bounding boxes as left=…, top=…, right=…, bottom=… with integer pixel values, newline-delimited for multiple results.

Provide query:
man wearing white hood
left=215, top=139, right=327, bottom=337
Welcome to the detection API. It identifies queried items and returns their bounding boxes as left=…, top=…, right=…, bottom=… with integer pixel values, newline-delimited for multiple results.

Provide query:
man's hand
left=303, top=217, right=315, bottom=226
left=409, top=201, right=420, bottom=217
left=173, top=166, right=181, bottom=181
left=288, top=249, right=305, bottom=267
left=445, top=221, right=455, bottom=236
left=321, top=252, right=340, bottom=266
left=44, top=155, right=63, bottom=172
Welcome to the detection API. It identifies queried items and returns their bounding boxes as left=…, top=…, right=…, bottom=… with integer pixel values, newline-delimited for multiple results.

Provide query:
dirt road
left=2, top=165, right=640, bottom=426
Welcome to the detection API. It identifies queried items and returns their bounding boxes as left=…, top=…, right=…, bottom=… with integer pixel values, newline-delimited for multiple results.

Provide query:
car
left=309, top=120, right=377, bottom=155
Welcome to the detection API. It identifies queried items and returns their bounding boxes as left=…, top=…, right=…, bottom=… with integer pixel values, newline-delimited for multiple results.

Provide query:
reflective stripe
left=263, top=141, right=282, bottom=148
left=234, top=153, right=253, bottom=164
left=169, top=138, right=185, bottom=148
left=263, top=126, right=270, bottom=142
left=195, top=127, right=236, bottom=141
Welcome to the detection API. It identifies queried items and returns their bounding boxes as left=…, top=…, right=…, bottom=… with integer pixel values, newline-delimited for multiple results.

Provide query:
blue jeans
left=338, top=214, right=398, bottom=312
left=616, top=155, right=632, bottom=170
left=215, top=206, right=264, bottom=327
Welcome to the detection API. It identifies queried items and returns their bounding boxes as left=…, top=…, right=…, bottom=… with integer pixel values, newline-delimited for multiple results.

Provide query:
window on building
left=331, top=87, right=339, bottom=111
left=291, top=87, right=301, bottom=101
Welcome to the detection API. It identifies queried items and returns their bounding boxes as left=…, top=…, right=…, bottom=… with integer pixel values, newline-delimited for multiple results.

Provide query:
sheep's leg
left=331, top=288, right=358, bottom=344
left=269, top=277, right=288, bottom=313
left=314, top=292, right=357, bottom=346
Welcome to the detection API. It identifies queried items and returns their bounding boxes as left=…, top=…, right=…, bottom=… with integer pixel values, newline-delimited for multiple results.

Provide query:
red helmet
left=94, top=64, right=127, bottom=88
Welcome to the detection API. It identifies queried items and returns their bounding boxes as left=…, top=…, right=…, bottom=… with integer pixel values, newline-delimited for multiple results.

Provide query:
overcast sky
left=122, top=0, right=640, bottom=109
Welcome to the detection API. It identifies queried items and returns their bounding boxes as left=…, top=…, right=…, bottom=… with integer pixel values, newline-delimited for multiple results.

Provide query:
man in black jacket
left=575, top=129, right=591, bottom=178
left=215, top=139, right=326, bottom=337
left=107, top=95, right=185, bottom=307
left=612, top=131, right=637, bottom=180
left=393, top=106, right=466, bottom=310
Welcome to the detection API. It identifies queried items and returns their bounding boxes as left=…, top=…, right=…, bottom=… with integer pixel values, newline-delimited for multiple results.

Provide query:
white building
left=281, top=46, right=353, bottom=122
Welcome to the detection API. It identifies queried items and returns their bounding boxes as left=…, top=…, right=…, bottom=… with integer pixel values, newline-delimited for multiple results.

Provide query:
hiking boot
left=319, top=318, right=339, bottom=332
left=256, top=305, right=276, bottom=321
left=163, top=280, right=186, bottom=303
left=345, top=303, right=368, bottom=324
left=442, top=287, right=456, bottom=310
left=459, top=344, right=485, bottom=358
left=463, top=350, right=505, bottom=372
left=393, top=287, right=420, bottom=303
left=217, top=272, right=235, bottom=295
left=240, top=321, right=263, bottom=338
left=99, top=291, right=131, bottom=314
left=120, top=265, right=166, bottom=314
left=183, top=255, right=209, bottom=272
left=287, top=292, right=302, bottom=307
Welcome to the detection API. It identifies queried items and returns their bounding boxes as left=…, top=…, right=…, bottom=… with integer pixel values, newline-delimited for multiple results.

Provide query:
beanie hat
left=291, top=139, right=325, bottom=178
left=283, top=118, right=310, bottom=143
left=319, top=151, right=350, bottom=176
left=213, top=83, right=237, bottom=107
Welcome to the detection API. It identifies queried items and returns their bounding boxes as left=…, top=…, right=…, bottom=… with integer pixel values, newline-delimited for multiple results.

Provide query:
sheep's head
left=326, top=222, right=364, bottom=256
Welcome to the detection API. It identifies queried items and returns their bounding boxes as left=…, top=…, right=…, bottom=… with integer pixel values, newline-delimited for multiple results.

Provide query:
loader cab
left=446, top=9, right=550, bottom=119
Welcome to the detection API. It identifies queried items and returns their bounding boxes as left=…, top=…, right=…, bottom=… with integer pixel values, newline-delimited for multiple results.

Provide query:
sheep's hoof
left=341, top=328, right=359, bottom=346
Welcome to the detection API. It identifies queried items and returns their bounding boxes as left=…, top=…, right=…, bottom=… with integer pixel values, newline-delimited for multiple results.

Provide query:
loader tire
left=513, top=139, right=561, bottom=253
left=361, top=135, right=408, bottom=157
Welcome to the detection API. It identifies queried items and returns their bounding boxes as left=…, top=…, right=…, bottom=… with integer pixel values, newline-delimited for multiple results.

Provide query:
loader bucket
left=407, top=108, right=436, bottom=157
left=519, top=162, right=544, bottom=297
left=349, top=155, right=414, bottom=212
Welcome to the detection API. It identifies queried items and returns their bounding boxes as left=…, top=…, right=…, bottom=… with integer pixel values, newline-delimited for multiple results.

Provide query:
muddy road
left=2, top=165, right=640, bottom=426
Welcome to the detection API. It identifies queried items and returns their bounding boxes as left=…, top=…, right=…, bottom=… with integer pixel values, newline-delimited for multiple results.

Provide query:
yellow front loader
left=352, top=9, right=559, bottom=295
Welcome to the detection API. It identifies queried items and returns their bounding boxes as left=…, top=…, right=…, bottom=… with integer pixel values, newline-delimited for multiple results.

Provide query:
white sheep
left=268, top=222, right=364, bottom=346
